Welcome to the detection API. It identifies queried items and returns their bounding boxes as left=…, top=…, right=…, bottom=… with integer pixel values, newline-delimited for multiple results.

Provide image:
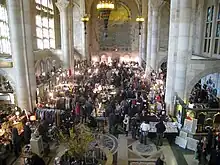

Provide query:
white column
left=174, top=0, right=192, bottom=99
left=80, top=0, right=87, bottom=60
left=165, top=0, right=179, bottom=115
left=146, top=1, right=152, bottom=72
left=194, top=0, right=204, bottom=54
left=150, top=0, right=163, bottom=70
left=189, top=0, right=196, bottom=54
left=138, top=35, right=142, bottom=66
left=141, top=0, right=148, bottom=63
left=85, top=23, right=91, bottom=63
left=23, top=0, right=37, bottom=108
left=7, top=0, right=34, bottom=111
left=56, top=0, right=72, bottom=69
left=68, top=2, right=74, bottom=70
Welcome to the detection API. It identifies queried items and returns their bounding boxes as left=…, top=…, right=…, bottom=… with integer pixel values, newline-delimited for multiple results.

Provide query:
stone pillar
left=174, top=0, right=192, bottom=99
left=150, top=0, right=164, bottom=70
left=141, top=0, right=148, bottom=63
left=85, top=23, right=91, bottom=63
left=146, top=0, right=152, bottom=72
left=189, top=0, right=196, bottom=54
left=80, top=0, right=86, bottom=59
left=194, top=0, right=204, bottom=54
left=7, top=0, right=35, bottom=111
left=165, top=0, right=179, bottom=115
left=138, top=35, right=142, bottom=66
left=68, top=1, right=74, bottom=70
left=23, top=0, right=37, bottom=108
left=56, top=0, right=72, bottom=70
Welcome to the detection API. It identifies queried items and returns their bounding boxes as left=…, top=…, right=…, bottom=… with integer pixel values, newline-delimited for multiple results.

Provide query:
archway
left=186, top=67, right=220, bottom=98
left=188, top=72, right=220, bottom=108
left=0, top=72, right=15, bottom=104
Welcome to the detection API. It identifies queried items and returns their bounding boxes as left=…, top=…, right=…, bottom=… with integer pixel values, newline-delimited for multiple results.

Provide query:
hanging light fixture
left=81, top=14, right=90, bottom=35
left=97, top=0, right=115, bottom=38
left=136, top=16, right=144, bottom=35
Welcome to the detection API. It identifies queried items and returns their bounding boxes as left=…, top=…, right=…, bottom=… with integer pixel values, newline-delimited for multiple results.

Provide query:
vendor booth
left=175, top=94, right=220, bottom=138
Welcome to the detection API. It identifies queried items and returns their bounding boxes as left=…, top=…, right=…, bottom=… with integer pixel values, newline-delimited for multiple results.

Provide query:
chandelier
left=97, top=0, right=115, bottom=38
left=97, top=1, right=115, bottom=10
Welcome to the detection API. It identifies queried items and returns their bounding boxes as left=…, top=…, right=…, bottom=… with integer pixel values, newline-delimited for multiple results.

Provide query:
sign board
left=179, top=131, right=188, bottom=139
left=187, top=137, right=199, bottom=151
left=175, top=136, right=187, bottom=149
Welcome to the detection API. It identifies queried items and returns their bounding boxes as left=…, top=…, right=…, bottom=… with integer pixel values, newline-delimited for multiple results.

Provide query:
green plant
left=59, top=124, right=95, bottom=159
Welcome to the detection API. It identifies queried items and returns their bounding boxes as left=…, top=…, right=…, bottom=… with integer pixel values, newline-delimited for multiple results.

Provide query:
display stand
left=175, top=119, right=198, bottom=151
left=30, top=136, right=44, bottom=157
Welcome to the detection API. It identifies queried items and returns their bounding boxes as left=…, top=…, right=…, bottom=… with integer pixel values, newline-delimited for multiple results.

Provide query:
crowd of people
left=8, top=59, right=171, bottom=165
left=35, top=60, right=168, bottom=164
left=189, top=77, right=219, bottom=108
left=197, top=128, right=220, bottom=165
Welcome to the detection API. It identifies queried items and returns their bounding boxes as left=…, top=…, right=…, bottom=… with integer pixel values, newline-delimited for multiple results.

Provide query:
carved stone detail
left=150, top=0, right=164, bottom=9
left=56, top=0, right=69, bottom=12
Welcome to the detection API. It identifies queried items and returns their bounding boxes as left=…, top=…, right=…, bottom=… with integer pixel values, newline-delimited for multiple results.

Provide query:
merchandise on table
left=149, top=122, right=178, bottom=133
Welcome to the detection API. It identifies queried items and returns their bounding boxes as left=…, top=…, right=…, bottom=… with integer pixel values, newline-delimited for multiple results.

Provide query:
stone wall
left=159, top=4, right=170, bottom=51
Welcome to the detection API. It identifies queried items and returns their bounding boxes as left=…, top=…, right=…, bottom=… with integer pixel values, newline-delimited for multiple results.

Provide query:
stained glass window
left=35, top=0, right=55, bottom=49
left=0, top=4, right=11, bottom=55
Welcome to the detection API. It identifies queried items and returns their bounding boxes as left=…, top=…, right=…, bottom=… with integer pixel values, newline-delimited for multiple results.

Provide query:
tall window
left=214, top=4, right=220, bottom=54
left=35, top=0, right=55, bottom=49
left=0, top=3, right=11, bottom=55
left=204, top=6, right=214, bottom=54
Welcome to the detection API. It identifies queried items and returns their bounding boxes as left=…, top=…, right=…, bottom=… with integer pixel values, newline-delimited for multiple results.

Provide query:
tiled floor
left=116, top=134, right=196, bottom=165
left=11, top=134, right=197, bottom=165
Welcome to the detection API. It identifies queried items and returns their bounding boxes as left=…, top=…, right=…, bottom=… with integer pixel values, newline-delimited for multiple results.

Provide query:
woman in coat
left=123, top=114, right=130, bottom=136
left=12, top=127, right=21, bottom=157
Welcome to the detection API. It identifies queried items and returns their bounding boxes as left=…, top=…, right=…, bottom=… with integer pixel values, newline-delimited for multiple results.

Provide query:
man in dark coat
left=24, top=122, right=32, bottom=144
left=155, top=119, right=166, bottom=146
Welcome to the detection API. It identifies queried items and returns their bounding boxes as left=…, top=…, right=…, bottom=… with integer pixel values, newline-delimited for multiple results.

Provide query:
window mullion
left=210, top=4, right=218, bottom=57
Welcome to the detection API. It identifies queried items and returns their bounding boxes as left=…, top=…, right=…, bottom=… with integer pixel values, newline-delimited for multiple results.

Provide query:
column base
left=166, top=103, right=175, bottom=116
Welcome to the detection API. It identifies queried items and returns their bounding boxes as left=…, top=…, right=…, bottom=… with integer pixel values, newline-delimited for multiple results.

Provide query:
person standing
left=24, top=122, right=32, bottom=144
left=155, top=119, right=166, bottom=146
left=12, top=128, right=21, bottom=157
left=140, top=121, right=150, bottom=145
left=131, top=116, right=138, bottom=139
left=123, top=114, right=130, bottom=136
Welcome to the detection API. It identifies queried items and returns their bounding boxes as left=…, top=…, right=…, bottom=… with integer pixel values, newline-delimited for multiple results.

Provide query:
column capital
left=56, top=0, right=69, bottom=12
left=150, top=0, right=164, bottom=10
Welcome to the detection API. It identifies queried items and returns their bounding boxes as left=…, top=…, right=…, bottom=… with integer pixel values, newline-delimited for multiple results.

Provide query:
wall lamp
left=136, top=16, right=144, bottom=35
left=81, top=15, right=90, bottom=35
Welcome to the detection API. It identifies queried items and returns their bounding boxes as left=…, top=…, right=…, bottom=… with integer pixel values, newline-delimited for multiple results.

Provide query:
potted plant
left=58, top=124, right=95, bottom=163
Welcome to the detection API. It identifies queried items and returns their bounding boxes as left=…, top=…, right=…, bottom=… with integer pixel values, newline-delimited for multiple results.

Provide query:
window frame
left=35, top=0, right=55, bottom=50
left=0, top=4, right=11, bottom=56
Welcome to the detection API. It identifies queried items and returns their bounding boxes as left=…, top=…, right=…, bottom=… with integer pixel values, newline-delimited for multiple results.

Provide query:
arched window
left=0, top=3, right=11, bottom=55
left=35, top=0, right=55, bottom=50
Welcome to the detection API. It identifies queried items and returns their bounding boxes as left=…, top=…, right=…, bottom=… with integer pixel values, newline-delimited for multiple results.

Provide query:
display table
left=149, top=122, right=178, bottom=133
left=148, top=122, right=178, bottom=142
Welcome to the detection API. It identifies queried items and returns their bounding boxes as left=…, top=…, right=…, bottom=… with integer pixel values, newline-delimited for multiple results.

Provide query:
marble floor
left=116, top=134, right=198, bottom=165
left=12, top=134, right=198, bottom=165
